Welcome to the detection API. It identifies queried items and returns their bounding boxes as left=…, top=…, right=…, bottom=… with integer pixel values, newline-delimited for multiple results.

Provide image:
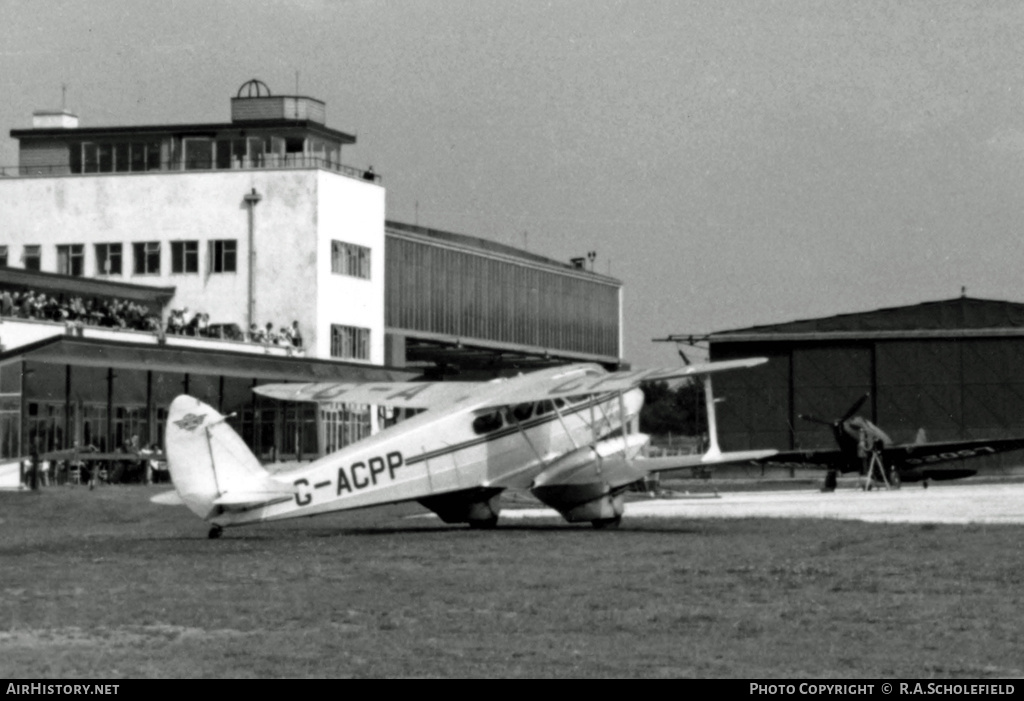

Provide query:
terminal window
left=133, top=242, right=161, bottom=275
left=183, top=138, right=213, bottom=170
left=95, top=243, right=122, bottom=275
left=209, top=240, right=237, bottom=273
left=77, top=141, right=161, bottom=173
left=331, top=240, right=371, bottom=279
left=171, top=241, right=199, bottom=274
left=23, top=245, right=41, bottom=271
left=330, top=324, right=370, bottom=360
left=56, top=245, right=85, bottom=276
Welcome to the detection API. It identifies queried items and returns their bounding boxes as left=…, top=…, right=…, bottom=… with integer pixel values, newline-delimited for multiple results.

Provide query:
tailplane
left=155, top=395, right=295, bottom=520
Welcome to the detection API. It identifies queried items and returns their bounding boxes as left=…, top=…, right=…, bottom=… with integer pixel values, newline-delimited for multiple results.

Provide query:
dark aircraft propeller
left=798, top=393, right=869, bottom=428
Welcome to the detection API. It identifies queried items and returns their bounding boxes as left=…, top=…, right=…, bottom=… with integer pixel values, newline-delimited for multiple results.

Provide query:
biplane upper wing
left=479, top=357, right=769, bottom=408
left=254, top=358, right=769, bottom=410
left=253, top=380, right=492, bottom=409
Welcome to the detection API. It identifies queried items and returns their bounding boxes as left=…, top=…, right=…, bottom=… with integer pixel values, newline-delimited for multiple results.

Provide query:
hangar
left=704, top=296, right=1024, bottom=473
left=0, top=81, right=622, bottom=466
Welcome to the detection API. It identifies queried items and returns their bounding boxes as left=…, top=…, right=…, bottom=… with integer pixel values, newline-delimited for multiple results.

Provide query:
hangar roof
left=706, top=296, right=1024, bottom=342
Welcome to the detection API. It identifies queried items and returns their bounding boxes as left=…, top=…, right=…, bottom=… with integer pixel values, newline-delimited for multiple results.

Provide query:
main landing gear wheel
left=591, top=516, right=622, bottom=530
left=208, top=525, right=223, bottom=539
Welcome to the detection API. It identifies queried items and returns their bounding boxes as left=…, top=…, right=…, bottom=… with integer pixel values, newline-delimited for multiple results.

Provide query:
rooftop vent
left=32, top=109, right=79, bottom=129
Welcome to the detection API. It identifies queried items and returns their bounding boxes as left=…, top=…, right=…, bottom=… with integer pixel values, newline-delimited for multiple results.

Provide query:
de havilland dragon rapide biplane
left=154, top=359, right=775, bottom=537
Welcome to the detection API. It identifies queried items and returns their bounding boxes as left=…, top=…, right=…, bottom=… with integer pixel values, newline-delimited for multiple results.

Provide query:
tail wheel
left=591, top=515, right=622, bottom=529
left=208, top=525, right=223, bottom=539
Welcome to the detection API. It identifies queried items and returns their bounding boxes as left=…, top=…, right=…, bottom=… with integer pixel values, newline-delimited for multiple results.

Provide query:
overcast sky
left=4, top=0, right=1024, bottom=367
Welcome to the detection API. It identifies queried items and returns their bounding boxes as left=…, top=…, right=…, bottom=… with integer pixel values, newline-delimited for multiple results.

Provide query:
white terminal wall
left=0, top=170, right=385, bottom=362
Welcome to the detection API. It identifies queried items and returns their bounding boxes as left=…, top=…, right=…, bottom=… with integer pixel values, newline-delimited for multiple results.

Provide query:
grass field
left=2, top=484, right=1023, bottom=678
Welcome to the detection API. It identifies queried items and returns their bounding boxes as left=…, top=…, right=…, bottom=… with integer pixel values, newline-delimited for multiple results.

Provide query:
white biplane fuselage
left=160, top=359, right=773, bottom=535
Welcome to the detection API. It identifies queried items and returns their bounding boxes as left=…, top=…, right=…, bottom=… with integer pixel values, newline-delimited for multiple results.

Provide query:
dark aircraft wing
left=753, top=437, right=1024, bottom=477
left=881, top=437, right=1024, bottom=471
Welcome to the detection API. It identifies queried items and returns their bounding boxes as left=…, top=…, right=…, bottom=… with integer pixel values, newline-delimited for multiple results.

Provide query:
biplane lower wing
left=635, top=449, right=779, bottom=475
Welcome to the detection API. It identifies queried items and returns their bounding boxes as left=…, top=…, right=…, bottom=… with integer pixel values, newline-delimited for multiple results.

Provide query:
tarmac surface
left=499, top=481, right=1024, bottom=525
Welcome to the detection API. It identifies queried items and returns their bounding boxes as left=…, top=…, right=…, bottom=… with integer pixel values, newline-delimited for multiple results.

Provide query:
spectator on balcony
left=263, top=322, right=278, bottom=345
left=290, top=320, right=303, bottom=349
left=185, top=312, right=203, bottom=336
left=1, top=290, right=12, bottom=317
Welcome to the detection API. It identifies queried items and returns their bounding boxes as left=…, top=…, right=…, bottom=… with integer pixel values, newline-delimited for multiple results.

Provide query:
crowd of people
left=0, top=288, right=160, bottom=331
left=2, top=288, right=303, bottom=350
left=164, top=308, right=303, bottom=348
left=246, top=320, right=303, bottom=348
left=164, top=307, right=210, bottom=336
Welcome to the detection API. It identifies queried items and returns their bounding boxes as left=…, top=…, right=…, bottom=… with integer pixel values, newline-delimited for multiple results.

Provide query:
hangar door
left=875, top=341, right=960, bottom=444
left=960, top=339, right=1024, bottom=438
left=714, top=350, right=790, bottom=451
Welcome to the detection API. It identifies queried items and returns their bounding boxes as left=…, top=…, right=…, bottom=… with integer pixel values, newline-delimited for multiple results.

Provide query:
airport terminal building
left=0, top=81, right=623, bottom=464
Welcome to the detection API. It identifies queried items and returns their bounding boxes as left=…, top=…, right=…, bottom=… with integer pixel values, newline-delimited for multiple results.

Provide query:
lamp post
left=243, top=188, right=262, bottom=329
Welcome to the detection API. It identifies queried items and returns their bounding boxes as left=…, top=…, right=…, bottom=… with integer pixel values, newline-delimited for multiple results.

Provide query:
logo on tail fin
left=174, top=413, right=207, bottom=432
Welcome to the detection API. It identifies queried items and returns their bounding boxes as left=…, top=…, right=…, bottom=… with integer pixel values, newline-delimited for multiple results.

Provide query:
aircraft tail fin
left=915, top=428, right=927, bottom=445
left=158, top=395, right=295, bottom=520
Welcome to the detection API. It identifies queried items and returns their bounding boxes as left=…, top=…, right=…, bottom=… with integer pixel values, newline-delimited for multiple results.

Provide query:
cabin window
left=95, top=243, right=122, bottom=275
left=472, top=411, right=503, bottom=435
left=511, top=403, right=534, bottom=421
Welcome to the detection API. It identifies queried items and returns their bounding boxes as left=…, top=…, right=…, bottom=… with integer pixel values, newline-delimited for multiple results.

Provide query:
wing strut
left=506, top=407, right=545, bottom=465
left=703, top=374, right=722, bottom=461
left=551, top=401, right=581, bottom=450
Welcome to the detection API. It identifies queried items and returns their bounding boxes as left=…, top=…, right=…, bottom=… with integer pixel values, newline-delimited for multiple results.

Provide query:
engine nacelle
left=531, top=434, right=649, bottom=523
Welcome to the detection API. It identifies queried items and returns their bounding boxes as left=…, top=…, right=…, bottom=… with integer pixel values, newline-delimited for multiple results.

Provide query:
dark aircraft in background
left=757, top=394, right=1024, bottom=487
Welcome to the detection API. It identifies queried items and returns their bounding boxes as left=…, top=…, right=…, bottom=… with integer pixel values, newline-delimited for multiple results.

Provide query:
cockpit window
left=512, top=403, right=534, bottom=421
left=472, top=411, right=504, bottom=435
